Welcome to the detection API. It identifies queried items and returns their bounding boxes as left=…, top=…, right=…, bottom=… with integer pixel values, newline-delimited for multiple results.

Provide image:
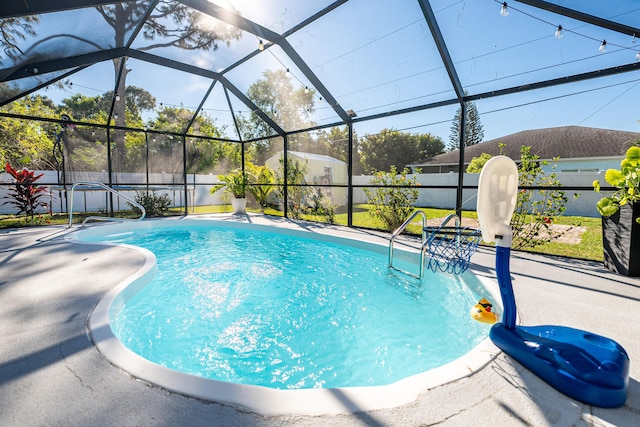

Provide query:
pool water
left=98, top=224, right=489, bottom=390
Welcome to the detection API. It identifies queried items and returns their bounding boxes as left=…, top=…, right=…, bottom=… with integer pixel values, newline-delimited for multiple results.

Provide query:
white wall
left=354, top=171, right=607, bottom=218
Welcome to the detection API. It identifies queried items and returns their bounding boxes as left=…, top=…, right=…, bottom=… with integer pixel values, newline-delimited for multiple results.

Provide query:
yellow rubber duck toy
left=470, top=298, right=497, bottom=324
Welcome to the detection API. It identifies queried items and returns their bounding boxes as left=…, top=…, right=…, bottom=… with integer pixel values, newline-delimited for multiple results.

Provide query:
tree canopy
left=359, top=129, right=444, bottom=173
left=0, top=95, right=57, bottom=169
left=239, top=69, right=316, bottom=162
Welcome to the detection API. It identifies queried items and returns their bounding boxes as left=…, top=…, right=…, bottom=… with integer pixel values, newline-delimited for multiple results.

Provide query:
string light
left=599, top=40, right=607, bottom=53
left=554, top=25, right=563, bottom=39
left=500, top=2, right=509, bottom=17
left=267, top=49, right=324, bottom=108
left=115, top=94, right=120, bottom=101
left=258, top=40, right=265, bottom=51
left=496, top=1, right=640, bottom=61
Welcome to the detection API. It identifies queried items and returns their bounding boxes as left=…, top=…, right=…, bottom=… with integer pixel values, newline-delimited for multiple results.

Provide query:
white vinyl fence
left=1, top=170, right=608, bottom=218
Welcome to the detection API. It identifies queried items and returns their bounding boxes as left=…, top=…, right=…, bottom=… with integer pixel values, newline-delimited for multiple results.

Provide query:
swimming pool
left=75, top=217, right=501, bottom=415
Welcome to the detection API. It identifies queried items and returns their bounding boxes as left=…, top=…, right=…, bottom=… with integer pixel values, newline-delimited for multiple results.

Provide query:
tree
left=0, top=95, right=57, bottom=169
left=359, top=129, right=444, bottom=173
left=61, top=87, right=155, bottom=124
left=238, top=69, right=316, bottom=162
left=0, top=16, right=40, bottom=65
left=312, top=125, right=368, bottom=174
left=149, top=105, right=235, bottom=174
left=57, top=87, right=156, bottom=172
left=448, top=100, right=484, bottom=151
left=93, top=2, right=241, bottom=171
left=0, top=16, right=41, bottom=100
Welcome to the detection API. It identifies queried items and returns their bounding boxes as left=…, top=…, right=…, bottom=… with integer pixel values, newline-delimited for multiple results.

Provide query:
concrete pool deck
left=1, top=214, right=639, bottom=426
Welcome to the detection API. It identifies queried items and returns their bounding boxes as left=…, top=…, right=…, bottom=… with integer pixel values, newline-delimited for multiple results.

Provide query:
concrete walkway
left=1, top=216, right=639, bottom=426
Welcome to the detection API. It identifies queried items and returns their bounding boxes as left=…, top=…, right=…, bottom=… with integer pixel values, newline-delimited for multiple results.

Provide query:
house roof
left=411, top=126, right=640, bottom=166
left=266, top=150, right=346, bottom=165
left=288, top=151, right=346, bottom=164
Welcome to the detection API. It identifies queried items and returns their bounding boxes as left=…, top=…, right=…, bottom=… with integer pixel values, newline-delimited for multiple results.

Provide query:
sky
left=22, top=0, right=640, bottom=145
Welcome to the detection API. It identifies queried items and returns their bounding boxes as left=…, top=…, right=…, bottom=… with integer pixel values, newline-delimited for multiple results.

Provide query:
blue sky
left=31, top=0, right=640, bottom=144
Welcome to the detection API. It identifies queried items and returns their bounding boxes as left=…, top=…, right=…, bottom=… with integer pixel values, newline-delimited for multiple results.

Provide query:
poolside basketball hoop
left=478, top=155, right=630, bottom=409
left=423, top=214, right=481, bottom=275
left=389, top=212, right=481, bottom=278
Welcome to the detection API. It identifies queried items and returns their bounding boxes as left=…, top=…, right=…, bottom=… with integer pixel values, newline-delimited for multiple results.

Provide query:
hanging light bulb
left=305, top=86, right=309, bottom=94
left=258, top=40, right=265, bottom=51
left=599, top=40, right=607, bottom=53
left=636, top=51, right=640, bottom=61
left=500, top=2, right=509, bottom=17
left=115, top=94, right=120, bottom=101
left=633, top=33, right=637, bottom=43
left=554, top=25, right=563, bottom=39
left=114, top=113, right=118, bottom=120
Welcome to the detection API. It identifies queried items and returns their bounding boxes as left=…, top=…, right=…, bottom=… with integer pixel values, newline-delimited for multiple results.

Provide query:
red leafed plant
left=3, top=163, right=49, bottom=220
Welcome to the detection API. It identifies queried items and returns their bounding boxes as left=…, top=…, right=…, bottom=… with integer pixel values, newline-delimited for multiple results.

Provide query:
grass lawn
left=0, top=204, right=604, bottom=262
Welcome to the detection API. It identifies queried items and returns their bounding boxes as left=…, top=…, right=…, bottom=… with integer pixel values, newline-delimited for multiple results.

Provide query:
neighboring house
left=409, top=126, right=640, bottom=174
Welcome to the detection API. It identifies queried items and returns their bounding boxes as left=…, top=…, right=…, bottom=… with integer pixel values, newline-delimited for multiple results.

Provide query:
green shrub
left=130, top=190, right=171, bottom=217
left=364, top=166, right=419, bottom=231
left=468, top=146, right=578, bottom=249
left=308, top=186, right=336, bottom=224
left=276, top=157, right=310, bottom=219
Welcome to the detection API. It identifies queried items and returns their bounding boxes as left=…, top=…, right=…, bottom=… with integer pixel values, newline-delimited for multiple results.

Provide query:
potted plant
left=210, top=169, right=251, bottom=213
left=593, top=145, right=640, bottom=276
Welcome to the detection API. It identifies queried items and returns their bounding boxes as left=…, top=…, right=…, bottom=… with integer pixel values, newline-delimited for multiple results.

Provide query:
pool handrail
left=68, top=181, right=146, bottom=227
left=388, top=210, right=428, bottom=278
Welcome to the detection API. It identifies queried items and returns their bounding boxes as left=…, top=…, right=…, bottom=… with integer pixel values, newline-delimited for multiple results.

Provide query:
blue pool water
left=93, top=223, right=490, bottom=390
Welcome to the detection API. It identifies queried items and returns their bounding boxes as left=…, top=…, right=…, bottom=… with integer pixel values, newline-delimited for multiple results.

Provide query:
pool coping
left=71, top=217, right=503, bottom=416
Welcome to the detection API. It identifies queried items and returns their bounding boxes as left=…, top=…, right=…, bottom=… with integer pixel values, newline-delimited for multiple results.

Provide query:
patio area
left=1, top=214, right=639, bottom=426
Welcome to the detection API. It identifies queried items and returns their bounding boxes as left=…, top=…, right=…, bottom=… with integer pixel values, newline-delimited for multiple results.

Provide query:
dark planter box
left=602, top=203, right=640, bottom=277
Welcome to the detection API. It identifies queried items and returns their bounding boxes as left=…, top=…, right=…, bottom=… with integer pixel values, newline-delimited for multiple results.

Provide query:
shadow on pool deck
left=1, top=214, right=639, bottom=426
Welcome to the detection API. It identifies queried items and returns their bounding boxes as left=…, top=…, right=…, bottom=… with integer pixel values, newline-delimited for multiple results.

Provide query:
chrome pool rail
left=68, top=181, right=146, bottom=227
left=388, top=210, right=427, bottom=279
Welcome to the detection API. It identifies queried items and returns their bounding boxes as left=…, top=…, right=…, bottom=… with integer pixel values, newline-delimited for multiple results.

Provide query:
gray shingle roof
left=413, top=126, right=640, bottom=166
